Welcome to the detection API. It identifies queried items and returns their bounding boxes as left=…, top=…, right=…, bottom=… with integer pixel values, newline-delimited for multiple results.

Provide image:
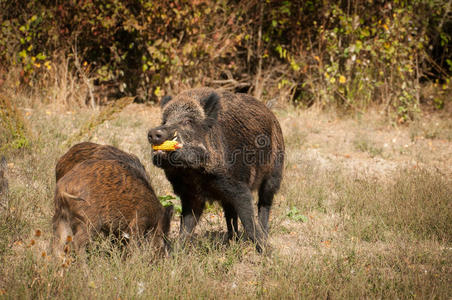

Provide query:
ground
left=0, top=103, right=451, bottom=299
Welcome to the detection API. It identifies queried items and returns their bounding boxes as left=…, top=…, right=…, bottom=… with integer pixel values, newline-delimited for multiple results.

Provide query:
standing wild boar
left=52, top=143, right=173, bottom=256
left=147, top=87, right=284, bottom=252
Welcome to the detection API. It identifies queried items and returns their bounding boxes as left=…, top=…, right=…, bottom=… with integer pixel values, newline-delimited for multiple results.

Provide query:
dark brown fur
left=148, top=88, right=284, bottom=252
left=52, top=143, right=172, bottom=256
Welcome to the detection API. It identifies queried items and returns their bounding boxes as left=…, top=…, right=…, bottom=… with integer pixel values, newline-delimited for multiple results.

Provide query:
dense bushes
left=0, top=0, right=450, bottom=118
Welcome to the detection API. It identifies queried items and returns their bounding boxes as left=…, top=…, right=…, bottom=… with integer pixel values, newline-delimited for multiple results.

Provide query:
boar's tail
left=61, top=191, right=86, bottom=201
left=59, top=190, right=90, bottom=208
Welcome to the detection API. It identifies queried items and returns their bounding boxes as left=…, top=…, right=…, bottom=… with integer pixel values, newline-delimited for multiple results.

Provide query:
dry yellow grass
left=0, top=99, right=451, bottom=299
left=0, top=93, right=32, bottom=151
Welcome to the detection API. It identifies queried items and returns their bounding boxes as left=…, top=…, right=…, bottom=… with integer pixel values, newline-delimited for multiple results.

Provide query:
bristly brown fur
left=148, top=87, right=284, bottom=252
left=52, top=142, right=173, bottom=256
left=55, top=141, right=149, bottom=182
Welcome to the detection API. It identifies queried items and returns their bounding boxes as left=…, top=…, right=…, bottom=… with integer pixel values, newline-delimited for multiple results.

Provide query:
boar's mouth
left=172, top=131, right=181, bottom=143
left=162, top=131, right=180, bottom=144
left=152, top=131, right=184, bottom=154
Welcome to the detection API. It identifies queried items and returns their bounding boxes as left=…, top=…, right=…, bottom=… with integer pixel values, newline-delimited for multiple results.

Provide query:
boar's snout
left=148, top=127, right=168, bottom=145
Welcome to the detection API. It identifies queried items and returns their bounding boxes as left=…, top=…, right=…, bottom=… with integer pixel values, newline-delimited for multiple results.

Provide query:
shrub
left=0, top=0, right=450, bottom=118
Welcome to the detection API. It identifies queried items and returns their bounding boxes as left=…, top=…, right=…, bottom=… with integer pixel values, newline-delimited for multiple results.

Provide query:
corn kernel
left=152, top=140, right=182, bottom=151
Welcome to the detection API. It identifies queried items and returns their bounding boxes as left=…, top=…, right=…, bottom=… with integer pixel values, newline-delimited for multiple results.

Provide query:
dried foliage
left=62, top=96, right=134, bottom=147
left=0, top=93, right=31, bottom=151
left=0, top=0, right=451, bottom=118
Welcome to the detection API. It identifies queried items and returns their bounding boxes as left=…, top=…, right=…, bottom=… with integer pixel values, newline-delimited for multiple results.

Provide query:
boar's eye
left=182, top=119, right=193, bottom=126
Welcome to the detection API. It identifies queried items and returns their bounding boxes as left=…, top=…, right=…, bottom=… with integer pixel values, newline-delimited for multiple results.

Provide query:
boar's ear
left=160, top=95, right=172, bottom=108
left=200, top=92, right=220, bottom=126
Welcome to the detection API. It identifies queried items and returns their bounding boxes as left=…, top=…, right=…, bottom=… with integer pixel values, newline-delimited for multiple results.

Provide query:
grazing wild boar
left=147, top=87, right=284, bottom=252
left=52, top=143, right=173, bottom=256
left=0, top=156, right=8, bottom=206
left=55, top=141, right=148, bottom=182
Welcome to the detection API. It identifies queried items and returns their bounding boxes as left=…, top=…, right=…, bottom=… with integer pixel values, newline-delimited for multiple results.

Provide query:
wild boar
left=55, top=141, right=148, bottom=182
left=147, top=87, right=284, bottom=252
left=52, top=144, right=172, bottom=256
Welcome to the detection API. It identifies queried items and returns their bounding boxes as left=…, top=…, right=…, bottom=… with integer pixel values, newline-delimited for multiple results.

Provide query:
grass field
left=0, top=102, right=451, bottom=299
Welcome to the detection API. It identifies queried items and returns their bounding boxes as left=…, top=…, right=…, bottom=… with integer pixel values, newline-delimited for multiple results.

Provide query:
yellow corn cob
left=152, top=140, right=182, bottom=151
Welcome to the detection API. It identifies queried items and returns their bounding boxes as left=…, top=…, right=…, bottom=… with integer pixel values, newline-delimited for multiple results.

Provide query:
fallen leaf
left=321, top=240, right=331, bottom=247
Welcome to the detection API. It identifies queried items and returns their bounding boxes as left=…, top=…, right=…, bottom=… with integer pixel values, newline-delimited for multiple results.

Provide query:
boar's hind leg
left=217, top=179, right=265, bottom=253
left=222, top=202, right=238, bottom=241
left=72, top=222, right=90, bottom=254
left=52, top=217, right=73, bottom=257
left=257, top=177, right=279, bottom=238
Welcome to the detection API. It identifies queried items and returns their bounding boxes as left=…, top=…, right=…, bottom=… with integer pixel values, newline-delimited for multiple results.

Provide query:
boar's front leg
left=179, top=193, right=206, bottom=243
left=222, top=202, right=238, bottom=241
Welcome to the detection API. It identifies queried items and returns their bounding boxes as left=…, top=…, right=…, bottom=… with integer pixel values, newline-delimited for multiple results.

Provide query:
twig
left=210, top=79, right=250, bottom=87
left=435, top=0, right=452, bottom=45
left=253, top=1, right=264, bottom=99
left=72, top=38, right=95, bottom=109
left=208, top=70, right=250, bottom=91
left=424, top=50, right=450, bottom=77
